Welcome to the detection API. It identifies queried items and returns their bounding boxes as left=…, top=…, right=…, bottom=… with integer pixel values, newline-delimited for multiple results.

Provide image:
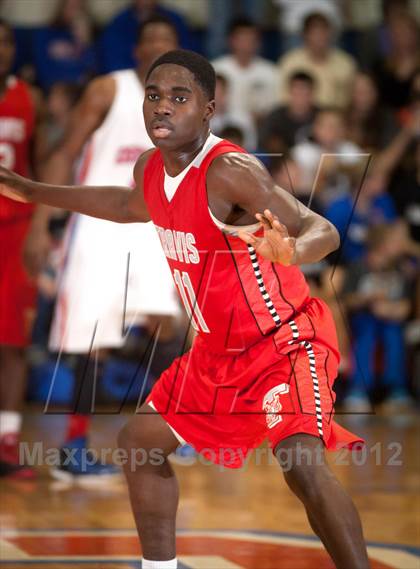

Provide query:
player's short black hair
left=289, top=71, right=315, bottom=87
left=0, top=19, right=14, bottom=43
left=137, top=14, right=178, bottom=44
left=145, top=49, right=216, bottom=100
left=228, top=16, right=258, bottom=36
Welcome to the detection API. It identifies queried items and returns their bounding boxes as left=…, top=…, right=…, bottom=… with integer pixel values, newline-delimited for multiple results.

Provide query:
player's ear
left=204, top=99, right=215, bottom=123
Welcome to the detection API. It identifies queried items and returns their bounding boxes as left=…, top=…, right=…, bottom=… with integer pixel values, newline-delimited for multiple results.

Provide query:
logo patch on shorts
left=263, top=383, right=289, bottom=429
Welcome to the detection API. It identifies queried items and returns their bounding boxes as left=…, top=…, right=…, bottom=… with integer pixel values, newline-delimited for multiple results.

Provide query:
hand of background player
left=0, top=165, right=31, bottom=203
left=238, top=209, right=296, bottom=266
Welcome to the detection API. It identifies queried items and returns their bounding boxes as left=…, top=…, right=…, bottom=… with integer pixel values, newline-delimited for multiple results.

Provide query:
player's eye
left=175, top=96, right=187, bottom=103
left=147, top=93, right=159, bottom=101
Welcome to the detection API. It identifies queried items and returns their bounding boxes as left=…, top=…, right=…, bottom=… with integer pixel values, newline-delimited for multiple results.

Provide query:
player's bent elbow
left=327, top=222, right=340, bottom=252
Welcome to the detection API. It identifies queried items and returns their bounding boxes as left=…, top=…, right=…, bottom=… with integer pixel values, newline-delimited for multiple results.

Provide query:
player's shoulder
left=209, top=148, right=258, bottom=170
left=6, top=76, right=39, bottom=111
left=5, top=75, right=27, bottom=94
left=207, top=150, right=263, bottom=191
left=133, top=148, right=158, bottom=180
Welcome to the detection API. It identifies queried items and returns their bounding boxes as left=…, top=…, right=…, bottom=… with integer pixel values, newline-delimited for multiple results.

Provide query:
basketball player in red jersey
left=0, top=50, right=369, bottom=567
left=0, top=20, right=44, bottom=478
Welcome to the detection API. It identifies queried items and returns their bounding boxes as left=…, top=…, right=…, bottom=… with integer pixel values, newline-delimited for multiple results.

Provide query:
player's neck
left=161, top=131, right=210, bottom=177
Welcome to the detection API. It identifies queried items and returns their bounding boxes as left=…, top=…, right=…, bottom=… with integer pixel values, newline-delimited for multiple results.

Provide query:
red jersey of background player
left=144, top=135, right=314, bottom=355
left=0, top=76, right=35, bottom=221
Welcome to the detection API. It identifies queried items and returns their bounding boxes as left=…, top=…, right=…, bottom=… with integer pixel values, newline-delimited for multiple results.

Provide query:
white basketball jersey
left=79, top=69, right=151, bottom=186
left=50, top=69, right=179, bottom=353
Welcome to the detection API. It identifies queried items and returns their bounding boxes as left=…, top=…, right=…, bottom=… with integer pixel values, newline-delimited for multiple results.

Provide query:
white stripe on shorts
left=147, top=401, right=186, bottom=445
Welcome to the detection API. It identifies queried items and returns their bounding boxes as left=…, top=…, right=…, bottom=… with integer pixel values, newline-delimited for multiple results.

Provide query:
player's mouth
left=151, top=120, right=174, bottom=139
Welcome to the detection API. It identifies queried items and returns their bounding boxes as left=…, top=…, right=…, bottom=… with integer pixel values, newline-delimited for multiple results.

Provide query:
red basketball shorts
left=0, top=217, right=36, bottom=346
left=147, top=297, right=363, bottom=468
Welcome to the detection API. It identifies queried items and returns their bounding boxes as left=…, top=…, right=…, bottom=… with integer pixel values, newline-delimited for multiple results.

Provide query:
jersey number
left=173, top=269, right=210, bottom=333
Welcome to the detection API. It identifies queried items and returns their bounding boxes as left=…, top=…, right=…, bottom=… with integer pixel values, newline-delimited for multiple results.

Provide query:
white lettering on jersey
left=155, top=225, right=200, bottom=264
left=0, top=118, right=25, bottom=142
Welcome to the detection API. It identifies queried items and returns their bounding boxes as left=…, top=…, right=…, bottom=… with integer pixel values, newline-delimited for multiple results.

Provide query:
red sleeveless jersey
left=143, top=138, right=310, bottom=354
left=0, top=76, right=35, bottom=221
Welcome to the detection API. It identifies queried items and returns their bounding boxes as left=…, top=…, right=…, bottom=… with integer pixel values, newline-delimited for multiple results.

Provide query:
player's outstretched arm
left=207, top=153, right=340, bottom=266
left=0, top=149, right=152, bottom=223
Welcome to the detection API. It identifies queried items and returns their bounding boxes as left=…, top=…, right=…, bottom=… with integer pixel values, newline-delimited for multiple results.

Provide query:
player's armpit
left=126, top=149, right=155, bottom=222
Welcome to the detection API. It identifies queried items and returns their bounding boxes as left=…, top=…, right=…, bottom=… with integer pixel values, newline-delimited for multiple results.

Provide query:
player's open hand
left=0, top=165, right=31, bottom=203
left=237, top=209, right=296, bottom=266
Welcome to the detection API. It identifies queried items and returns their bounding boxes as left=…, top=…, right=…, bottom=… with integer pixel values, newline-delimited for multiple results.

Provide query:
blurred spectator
left=205, top=0, right=267, bottom=60
left=99, top=0, right=192, bottom=72
left=278, top=12, right=357, bottom=109
left=219, top=125, right=245, bottom=148
left=33, top=0, right=96, bottom=90
left=398, top=69, right=420, bottom=127
left=325, top=167, right=397, bottom=265
left=371, top=12, right=420, bottom=111
left=343, top=223, right=415, bottom=412
left=210, top=74, right=257, bottom=151
left=291, top=108, right=363, bottom=208
left=351, top=0, right=415, bottom=67
left=389, top=141, right=420, bottom=243
left=273, top=0, right=342, bottom=52
left=270, top=154, right=302, bottom=193
left=37, top=82, right=82, bottom=160
left=259, top=71, right=318, bottom=153
left=346, top=72, right=400, bottom=152
left=212, top=17, right=278, bottom=120
left=375, top=75, right=420, bottom=176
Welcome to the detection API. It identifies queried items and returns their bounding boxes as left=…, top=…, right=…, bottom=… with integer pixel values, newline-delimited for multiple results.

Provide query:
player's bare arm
left=0, top=149, right=152, bottom=223
left=24, top=75, right=117, bottom=276
left=43, top=75, right=116, bottom=184
left=206, top=153, right=340, bottom=265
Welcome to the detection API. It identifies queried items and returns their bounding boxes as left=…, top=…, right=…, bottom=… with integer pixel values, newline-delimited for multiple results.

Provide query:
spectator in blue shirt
left=342, top=222, right=415, bottom=412
left=325, top=168, right=397, bottom=264
left=99, top=0, right=193, bottom=73
left=33, top=0, right=96, bottom=90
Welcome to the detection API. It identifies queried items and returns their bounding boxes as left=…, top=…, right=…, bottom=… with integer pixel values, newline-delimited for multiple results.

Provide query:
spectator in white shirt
left=274, top=0, right=343, bottom=52
left=291, top=107, right=364, bottom=209
left=212, top=17, right=279, bottom=120
left=278, top=12, right=357, bottom=109
left=211, top=74, right=257, bottom=151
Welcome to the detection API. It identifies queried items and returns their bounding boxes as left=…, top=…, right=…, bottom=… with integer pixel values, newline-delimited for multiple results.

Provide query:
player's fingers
left=237, top=231, right=259, bottom=247
left=263, top=209, right=277, bottom=226
left=272, top=219, right=289, bottom=236
left=255, top=212, right=272, bottom=229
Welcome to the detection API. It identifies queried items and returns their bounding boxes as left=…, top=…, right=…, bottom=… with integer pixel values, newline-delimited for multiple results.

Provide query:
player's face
left=136, top=23, right=178, bottom=69
left=0, top=25, right=15, bottom=77
left=143, top=64, right=215, bottom=149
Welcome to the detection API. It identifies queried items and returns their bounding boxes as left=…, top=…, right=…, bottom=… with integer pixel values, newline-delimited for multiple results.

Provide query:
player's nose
left=154, top=98, right=173, bottom=116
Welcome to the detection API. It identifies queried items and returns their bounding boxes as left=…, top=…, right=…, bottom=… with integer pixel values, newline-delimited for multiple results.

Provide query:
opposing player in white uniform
left=26, top=16, right=180, bottom=480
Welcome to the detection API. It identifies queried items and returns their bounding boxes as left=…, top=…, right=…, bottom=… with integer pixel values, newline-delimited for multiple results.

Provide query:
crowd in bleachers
left=3, top=0, right=420, bottom=411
